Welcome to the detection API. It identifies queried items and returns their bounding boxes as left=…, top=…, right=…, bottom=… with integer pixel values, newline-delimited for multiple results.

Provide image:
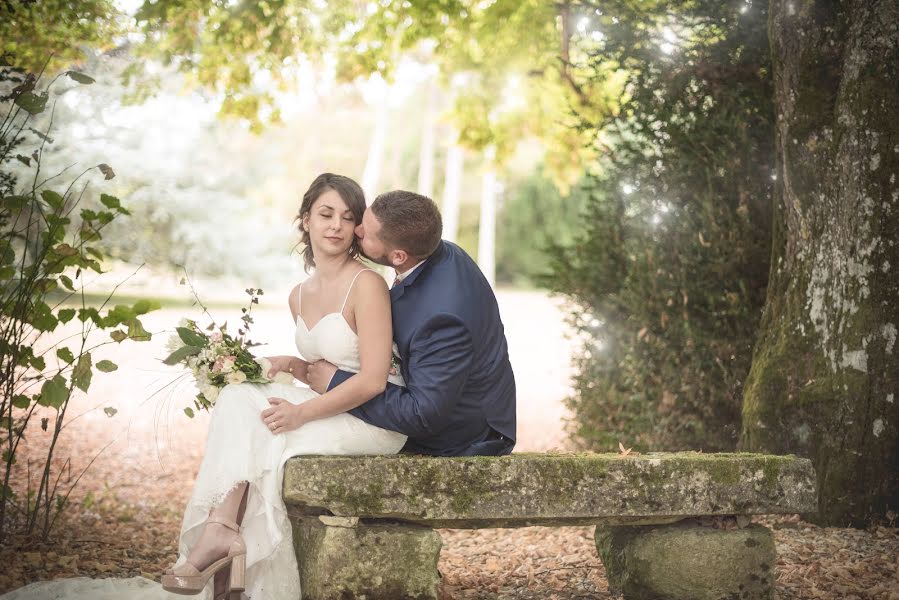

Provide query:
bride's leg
left=185, top=482, right=249, bottom=571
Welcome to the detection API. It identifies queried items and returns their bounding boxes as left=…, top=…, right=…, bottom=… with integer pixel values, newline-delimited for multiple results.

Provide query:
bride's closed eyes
left=316, top=208, right=355, bottom=222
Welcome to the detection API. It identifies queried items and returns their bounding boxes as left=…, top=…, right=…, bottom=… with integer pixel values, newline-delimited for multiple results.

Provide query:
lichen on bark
left=740, top=0, right=899, bottom=525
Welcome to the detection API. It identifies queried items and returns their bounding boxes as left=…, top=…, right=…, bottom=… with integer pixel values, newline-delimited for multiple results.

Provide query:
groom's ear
left=388, top=249, right=409, bottom=268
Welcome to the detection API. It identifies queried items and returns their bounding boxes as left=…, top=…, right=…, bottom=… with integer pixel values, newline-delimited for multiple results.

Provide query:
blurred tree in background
left=543, top=0, right=774, bottom=451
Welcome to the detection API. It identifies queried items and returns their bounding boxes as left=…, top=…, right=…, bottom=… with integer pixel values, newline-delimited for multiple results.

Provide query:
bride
left=162, top=172, right=407, bottom=600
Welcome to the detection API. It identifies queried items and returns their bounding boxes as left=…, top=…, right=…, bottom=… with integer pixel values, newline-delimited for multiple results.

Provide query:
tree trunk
left=478, top=148, right=497, bottom=287
left=361, top=80, right=389, bottom=203
left=417, top=78, right=436, bottom=199
left=741, top=0, right=899, bottom=526
left=441, top=131, right=464, bottom=243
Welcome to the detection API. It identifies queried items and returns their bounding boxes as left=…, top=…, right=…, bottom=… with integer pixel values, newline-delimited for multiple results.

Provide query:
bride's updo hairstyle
left=296, top=173, right=366, bottom=272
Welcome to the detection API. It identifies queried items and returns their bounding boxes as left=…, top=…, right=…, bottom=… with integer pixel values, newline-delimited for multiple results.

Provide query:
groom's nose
left=354, top=224, right=364, bottom=238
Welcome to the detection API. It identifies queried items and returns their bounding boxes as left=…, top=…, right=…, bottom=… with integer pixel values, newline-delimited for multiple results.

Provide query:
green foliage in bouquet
left=0, top=58, right=157, bottom=541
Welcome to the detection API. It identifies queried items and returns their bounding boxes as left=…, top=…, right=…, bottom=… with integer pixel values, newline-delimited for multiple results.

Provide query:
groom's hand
left=307, top=360, right=338, bottom=394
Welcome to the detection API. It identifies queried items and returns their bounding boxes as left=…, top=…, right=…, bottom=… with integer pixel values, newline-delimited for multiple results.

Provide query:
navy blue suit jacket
left=328, top=241, right=516, bottom=456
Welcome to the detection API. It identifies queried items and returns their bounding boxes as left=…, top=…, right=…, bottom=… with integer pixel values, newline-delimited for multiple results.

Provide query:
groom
left=307, top=190, right=516, bottom=456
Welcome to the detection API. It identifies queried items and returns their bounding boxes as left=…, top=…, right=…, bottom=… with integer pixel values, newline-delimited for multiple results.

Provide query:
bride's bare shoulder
left=352, top=267, right=388, bottom=293
left=288, top=282, right=303, bottom=320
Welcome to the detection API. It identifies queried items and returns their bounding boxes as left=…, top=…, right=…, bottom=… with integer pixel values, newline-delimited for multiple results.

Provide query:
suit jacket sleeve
left=328, top=313, right=473, bottom=438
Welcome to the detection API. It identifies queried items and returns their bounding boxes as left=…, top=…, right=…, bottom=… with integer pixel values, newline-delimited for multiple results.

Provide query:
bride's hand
left=265, top=355, right=309, bottom=384
left=261, top=397, right=307, bottom=434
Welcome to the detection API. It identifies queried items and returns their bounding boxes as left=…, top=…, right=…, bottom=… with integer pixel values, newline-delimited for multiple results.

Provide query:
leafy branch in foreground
left=0, top=58, right=157, bottom=542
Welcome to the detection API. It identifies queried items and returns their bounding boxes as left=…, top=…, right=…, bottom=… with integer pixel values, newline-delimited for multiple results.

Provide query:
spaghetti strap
left=293, top=282, right=304, bottom=319
left=340, top=268, right=376, bottom=313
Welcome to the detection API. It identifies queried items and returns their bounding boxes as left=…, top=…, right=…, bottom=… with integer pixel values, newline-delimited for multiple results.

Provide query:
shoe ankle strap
left=207, top=515, right=240, bottom=532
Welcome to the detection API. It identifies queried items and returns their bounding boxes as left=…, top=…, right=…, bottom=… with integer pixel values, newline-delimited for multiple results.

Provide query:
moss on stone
left=283, top=453, right=816, bottom=527
left=294, top=517, right=441, bottom=599
left=597, top=522, right=776, bottom=599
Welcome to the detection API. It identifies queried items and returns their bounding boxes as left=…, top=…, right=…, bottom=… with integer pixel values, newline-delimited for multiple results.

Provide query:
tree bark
left=741, top=0, right=899, bottom=526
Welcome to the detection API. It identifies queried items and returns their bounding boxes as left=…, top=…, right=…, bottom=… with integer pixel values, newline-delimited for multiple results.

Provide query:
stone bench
left=283, top=452, right=816, bottom=600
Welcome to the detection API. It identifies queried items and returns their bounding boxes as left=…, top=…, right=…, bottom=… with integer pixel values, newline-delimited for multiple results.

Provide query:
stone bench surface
left=283, top=452, right=815, bottom=528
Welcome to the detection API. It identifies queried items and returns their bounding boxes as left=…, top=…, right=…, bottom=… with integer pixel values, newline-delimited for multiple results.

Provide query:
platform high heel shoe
left=161, top=515, right=247, bottom=598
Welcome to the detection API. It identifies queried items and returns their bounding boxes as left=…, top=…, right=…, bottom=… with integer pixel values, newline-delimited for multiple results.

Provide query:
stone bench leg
left=291, top=515, right=442, bottom=600
left=595, top=520, right=775, bottom=600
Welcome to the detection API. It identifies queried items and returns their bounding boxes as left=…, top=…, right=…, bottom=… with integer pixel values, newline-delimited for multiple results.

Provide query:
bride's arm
left=263, top=283, right=310, bottom=384
left=276, top=271, right=392, bottom=426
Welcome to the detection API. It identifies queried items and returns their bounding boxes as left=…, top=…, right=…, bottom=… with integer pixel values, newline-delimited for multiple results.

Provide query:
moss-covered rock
left=283, top=452, right=815, bottom=527
left=292, top=517, right=442, bottom=600
left=596, top=522, right=775, bottom=599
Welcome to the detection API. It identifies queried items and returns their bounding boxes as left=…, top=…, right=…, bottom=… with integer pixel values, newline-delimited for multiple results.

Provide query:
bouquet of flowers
left=163, top=287, right=293, bottom=417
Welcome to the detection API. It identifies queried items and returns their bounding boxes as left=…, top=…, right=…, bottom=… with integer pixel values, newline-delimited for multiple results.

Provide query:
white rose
left=165, top=333, right=183, bottom=354
left=221, top=357, right=236, bottom=374
left=204, top=386, right=220, bottom=403
left=255, top=356, right=272, bottom=374
left=273, top=372, right=294, bottom=385
left=225, top=370, right=247, bottom=385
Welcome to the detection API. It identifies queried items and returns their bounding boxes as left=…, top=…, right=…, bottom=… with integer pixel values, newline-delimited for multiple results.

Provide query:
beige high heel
left=161, top=515, right=247, bottom=596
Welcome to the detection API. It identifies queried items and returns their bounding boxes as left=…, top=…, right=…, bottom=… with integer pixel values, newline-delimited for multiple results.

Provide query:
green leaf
left=66, top=71, right=95, bottom=85
left=56, top=347, right=75, bottom=363
left=1, top=195, right=31, bottom=210
left=163, top=345, right=201, bottom=365
left=99, top=193, right=122, bottom=211
left=103, top=407, right=117, bottom=417
left=104, top=305, right=134, bottom=325
left=30, top=355, right=46, bottom=371
left=127, top=318, right=151, bottom=341
left=39, top=376, right=69, bottom=409
left=132, top=299, right=160, bottom=315
left=16, top=154, right=31, bottom=166
left=14, top=91, right=48, bottom=114
left=72, top=353, right=92, bottom=392
left=77, top=307, right=102, bottom=324
left=110, top=330, right=127, bottom=343
left=57, top=308, right=76, bottom=323
left=12, top=395, right=30, bottom=409
left=31, top=307, right=57, bottom=332
left=41, top=190, right=64, bottom=211
left=184, top=407, right=195, bottom=418
left=96, top=360, right=118, bottom=372
left=176, top=326, right=206, bottom=347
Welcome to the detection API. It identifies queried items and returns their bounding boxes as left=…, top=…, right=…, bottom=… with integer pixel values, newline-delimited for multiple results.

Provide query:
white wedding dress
left=1, top=273, right=408, bottom=600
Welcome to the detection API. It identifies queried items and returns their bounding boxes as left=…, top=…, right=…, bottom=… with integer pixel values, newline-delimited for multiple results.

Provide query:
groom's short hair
left=371, top=191, right=442, bottom=258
